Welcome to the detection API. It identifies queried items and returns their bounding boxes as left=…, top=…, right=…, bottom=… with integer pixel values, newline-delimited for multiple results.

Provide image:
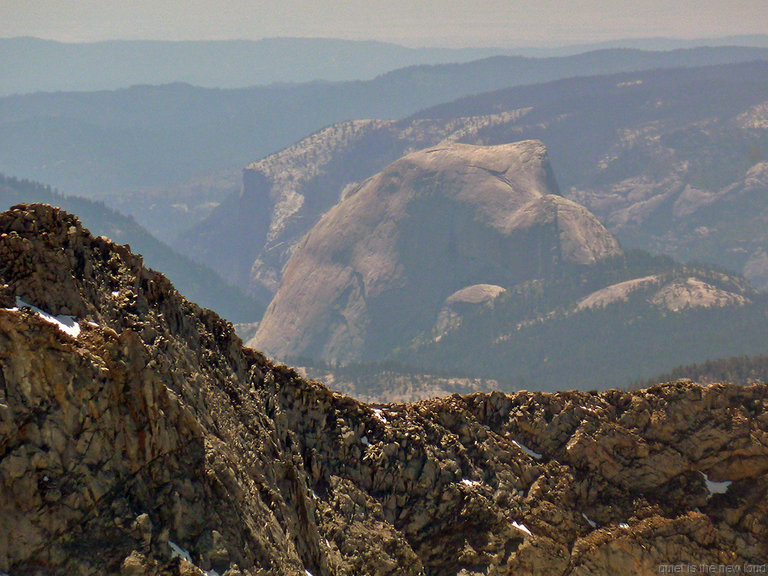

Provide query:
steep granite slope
left=251, top=141, right=620, bottom=363
left=0, top=204, right=767, bottom=575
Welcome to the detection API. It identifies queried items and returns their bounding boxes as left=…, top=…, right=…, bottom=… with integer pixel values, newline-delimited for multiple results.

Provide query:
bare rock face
left=0, top=204, right=325, bottom=575
left=577, top=274, right=752, bottom=312
left=434, top=284, right=507, bottom=339
left=1, top=204, right=766, bottom=575
left=252, top=141, right=620, bottom=363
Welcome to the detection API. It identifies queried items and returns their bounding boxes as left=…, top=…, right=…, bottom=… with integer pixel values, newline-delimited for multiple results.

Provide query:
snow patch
left=618, top=522, right=629, bottom=528
left=360, top=435, right=370, bottom=446
left=461, top=478, right=478, bottom=486
left=700, top=471, right=732, bottom=497
left=11, top=297, right=81, bottom=338
left=169, top=541, right=219, bottom=575
left=582, top=513, right=597, bottom=528
left=305, top=571, right=314, bottom=576
left=371, top=408, right=387, bottom=423
left=512, top=521, right=531, bottom=536
left=111, top=291, right=120, bottom=297
left=511, top=439, right=542, bottom=460
left=169, top=541, right=193, bottom=563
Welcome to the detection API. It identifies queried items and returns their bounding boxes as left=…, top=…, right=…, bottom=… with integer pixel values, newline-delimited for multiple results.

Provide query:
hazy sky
left=2, top=0, right=767, bottom=47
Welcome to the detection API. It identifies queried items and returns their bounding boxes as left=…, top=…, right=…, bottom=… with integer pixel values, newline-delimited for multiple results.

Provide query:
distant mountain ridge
left=2, top=45, right=767, bottom=209
left=0, top=36, right=510, bottom=96
left=4, top=36, right=768, bottom=96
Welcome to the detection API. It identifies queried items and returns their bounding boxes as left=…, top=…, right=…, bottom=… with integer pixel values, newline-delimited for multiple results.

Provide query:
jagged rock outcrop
left=252, top=141, right=620, bottom=363
left=0, top=204, right=766, bottom=575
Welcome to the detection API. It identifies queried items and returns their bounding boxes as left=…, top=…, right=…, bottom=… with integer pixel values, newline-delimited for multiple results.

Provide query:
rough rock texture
left=252, top=141, right=620, bottom=363
left=1, top=204, right=767, bottom=575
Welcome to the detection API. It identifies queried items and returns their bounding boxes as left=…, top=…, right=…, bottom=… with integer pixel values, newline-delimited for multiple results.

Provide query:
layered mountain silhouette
left=1, top=203, right=766, bottom=574
left=2, top=47, right=767, bottom=206
left=252, top=141, right=620, bottom=363
left=180, top=61, right=768, bottom=302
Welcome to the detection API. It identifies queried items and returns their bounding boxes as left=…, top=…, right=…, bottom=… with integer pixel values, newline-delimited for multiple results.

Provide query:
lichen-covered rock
left=0, top=204, right=766, bottom=575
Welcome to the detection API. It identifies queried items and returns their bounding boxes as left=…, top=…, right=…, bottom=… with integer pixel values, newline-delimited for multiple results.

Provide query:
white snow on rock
left=461, top=478, right=478, bottom=486
left=6, top=297, right=81, bottom=337
left=168, top=541, right=220, bottom=576
left=371, top=408, right=387, bottom=423
left=169, top=541, right=193, bottom=563
left=511, top=439, right=542, bottom=460
left=582, top=513, right=597, bottom=528
left=618, top=522, right=629, bottom=528
left=511, top=521, right=532, bottom=536
left=700, top=471, right=732, bottom=497
left=360, top=435, right=370, bottom=446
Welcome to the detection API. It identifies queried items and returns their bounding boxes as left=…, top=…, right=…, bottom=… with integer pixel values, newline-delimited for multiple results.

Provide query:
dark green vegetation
left=290, top=358, right=500, bottom=403
left=0, top=174, right=265, bottom=321
left=637, top=354, right=768, bottom=388
left=376, top=252, right=768, bottom=391
left=289, top=253, right=768, bottom=394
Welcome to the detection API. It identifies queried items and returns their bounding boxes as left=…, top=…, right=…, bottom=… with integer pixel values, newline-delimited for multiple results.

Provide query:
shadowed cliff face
left=0, top=204, right=766, bottom=575
left=252, top=141, right=620, bottom=364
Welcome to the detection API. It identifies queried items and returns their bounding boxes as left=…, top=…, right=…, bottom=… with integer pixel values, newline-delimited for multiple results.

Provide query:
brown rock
left=0, top=205, right=765, bottom=575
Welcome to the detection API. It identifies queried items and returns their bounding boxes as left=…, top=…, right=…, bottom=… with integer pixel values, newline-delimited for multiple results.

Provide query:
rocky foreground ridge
left=0, top=204, right=767, bottom=575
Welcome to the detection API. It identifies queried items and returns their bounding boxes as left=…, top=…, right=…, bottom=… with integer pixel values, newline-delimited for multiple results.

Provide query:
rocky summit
left=252, top=141, right=620, bottom=363
left=0, top=204, right=767, bottom=575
